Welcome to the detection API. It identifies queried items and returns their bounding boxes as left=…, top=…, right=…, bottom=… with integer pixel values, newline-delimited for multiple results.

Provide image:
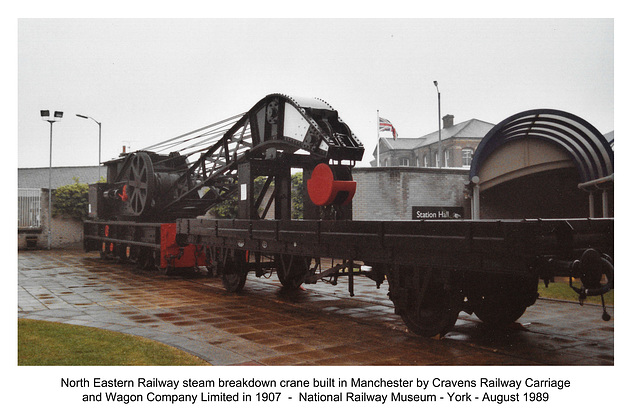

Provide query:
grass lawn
left=18, top=319, right=209, bottom=366
left=537, top=280, right=614, bottom=305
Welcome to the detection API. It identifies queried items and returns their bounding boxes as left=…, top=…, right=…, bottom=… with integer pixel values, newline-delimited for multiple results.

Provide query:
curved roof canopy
left=469, top=109, right=613, bottom=184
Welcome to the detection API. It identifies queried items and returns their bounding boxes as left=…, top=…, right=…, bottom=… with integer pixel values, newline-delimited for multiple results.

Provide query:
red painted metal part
left=160, top=223, right=207, bottom=269
left=307, top=163, right=356, bottom=206
left=118, top=185, right=128, bottom=201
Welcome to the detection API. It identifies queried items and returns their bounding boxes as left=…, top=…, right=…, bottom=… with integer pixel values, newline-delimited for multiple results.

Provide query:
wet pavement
left=18, top=249, right=613, bottom=365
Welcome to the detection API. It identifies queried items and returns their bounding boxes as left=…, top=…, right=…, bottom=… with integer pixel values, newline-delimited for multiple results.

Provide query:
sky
left=16, top=18, right=615, bottom=169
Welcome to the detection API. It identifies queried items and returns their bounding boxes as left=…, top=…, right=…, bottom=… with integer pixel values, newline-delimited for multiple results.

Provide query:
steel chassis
left=84, top=216, right=613, bottom=337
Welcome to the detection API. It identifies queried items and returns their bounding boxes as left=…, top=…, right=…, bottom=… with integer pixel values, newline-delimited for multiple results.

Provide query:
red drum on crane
left=307, top=163, right=357, bottom=206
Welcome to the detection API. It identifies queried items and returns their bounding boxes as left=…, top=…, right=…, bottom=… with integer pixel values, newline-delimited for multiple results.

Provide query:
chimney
left=443, top=114, right=454, bottom=129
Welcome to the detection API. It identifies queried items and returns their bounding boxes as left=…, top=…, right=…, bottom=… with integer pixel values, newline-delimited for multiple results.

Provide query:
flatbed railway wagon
left=84, top=94, right=614, bottom=337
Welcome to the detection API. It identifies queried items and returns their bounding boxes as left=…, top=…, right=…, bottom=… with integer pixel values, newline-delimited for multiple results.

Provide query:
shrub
left=52, top=178, right=89, bottom=221
left=291, top=171, right=303, bottom=219
left=208, top=172, right=304, bottom=219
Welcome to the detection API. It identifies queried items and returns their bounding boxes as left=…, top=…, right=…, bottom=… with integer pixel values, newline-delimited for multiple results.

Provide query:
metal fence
left=18, top=188, right=41, bottom=229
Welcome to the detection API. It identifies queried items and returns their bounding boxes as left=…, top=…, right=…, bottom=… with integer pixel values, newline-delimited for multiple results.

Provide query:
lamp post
left=40, top=110, right=64, bottom=250
left=433, top=81, right=442, bottom=168
left=76, top=114, right=102, bottom=181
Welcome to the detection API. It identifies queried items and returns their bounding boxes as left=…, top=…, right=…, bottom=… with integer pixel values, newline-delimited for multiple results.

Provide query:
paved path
left=18, top=250, right=613, bottom=365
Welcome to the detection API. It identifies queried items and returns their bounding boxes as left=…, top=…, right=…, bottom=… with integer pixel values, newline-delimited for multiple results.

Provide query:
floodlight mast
left=433, top=81, right=442, bottom=168
left=41, top=110, right=64, bottom=250
left=76, top=114, right=102, bottom=181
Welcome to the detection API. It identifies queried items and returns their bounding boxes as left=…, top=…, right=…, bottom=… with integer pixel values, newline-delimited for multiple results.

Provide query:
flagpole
left=376, top=110, right=380, bottom=167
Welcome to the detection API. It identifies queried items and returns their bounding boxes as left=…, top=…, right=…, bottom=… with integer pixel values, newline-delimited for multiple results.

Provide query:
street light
left=41, top=110, right=64, bottom=250
left=76, top=113, right=102, bottom=181
left=433, top=81, right=442, bottom=168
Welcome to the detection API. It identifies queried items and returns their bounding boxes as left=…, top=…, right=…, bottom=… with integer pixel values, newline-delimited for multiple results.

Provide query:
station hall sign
left=412, top=206, right=463, bottom=220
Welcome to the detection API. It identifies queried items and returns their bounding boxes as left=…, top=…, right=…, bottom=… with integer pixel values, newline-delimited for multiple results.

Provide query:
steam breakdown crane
left=96, top=94, right=362, bottom=222
left=84, top=93, right=613, bottom=338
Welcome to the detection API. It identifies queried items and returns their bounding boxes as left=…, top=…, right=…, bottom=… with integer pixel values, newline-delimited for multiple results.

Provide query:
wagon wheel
left=391, top=266, right=463, bottom=337
left=471, top=274, right=537, bottom=327
left=99, top=243, right=110, bottom=260
left=221, top=250, right=248, bottom=293
left=125, top=152, right=154, bottom=216
left=275, top=254, right=309, bottom=290
left=473, top=298, right=528, bottom=327
left=115, top=244, right=130, bottom=264
left=134, top=247, right=155, bottom=270
left=399, top=290, right=462, bottom=338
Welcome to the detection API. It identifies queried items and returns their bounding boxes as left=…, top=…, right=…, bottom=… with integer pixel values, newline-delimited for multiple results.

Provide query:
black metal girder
left=177, top=217, right=614, bottom=275
left=158, top=94, right=364, bottom=219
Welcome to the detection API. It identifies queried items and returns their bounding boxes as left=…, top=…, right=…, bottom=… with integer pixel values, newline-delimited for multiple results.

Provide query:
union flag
left=379, top=117, right=398, bottom=139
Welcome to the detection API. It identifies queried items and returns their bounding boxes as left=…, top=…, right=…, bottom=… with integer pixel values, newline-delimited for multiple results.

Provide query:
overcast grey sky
left=18, top=18, right=614, bottom=169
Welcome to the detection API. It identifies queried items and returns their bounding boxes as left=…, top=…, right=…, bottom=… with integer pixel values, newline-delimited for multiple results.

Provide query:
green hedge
left=208, top=172, right=304, bottom=219
left=52, top=178, right=89, bottom=221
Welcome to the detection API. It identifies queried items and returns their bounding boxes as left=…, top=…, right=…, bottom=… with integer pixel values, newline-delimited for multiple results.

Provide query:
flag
left=379, top=117, right=398, bottom=139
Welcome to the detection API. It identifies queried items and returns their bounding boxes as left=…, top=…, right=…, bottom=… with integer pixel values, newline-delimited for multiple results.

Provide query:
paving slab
left=18, top=249, right=613, bottom=365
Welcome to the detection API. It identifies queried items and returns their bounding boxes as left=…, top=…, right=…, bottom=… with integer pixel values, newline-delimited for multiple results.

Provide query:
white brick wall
left=352, top=167, right=470, bottom=220
left=17, top=188, right=84, bottom=250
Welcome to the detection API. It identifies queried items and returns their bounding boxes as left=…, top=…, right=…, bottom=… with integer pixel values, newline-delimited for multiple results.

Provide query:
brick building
left=372, top=115, right=495, bottom=168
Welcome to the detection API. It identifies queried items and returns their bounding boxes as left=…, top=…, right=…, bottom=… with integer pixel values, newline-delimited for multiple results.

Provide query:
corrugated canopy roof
left=469, top=109, right=613, bottom=183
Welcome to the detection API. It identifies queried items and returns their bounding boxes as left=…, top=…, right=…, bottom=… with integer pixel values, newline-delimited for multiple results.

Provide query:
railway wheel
left=134, top=247, right=155, bottom=270
left=391, top=267, right=463, bottom=338
left=399, top=292, right=462, bottom=338
left=473, top=298, right=527, bottom=327
left=275, top=254, right=309, bottom=290
left=99, top=244, right=110, bottom=260
left=221, top=250, right=248, bottom=293
left=470, top=274, right=538, bottom=328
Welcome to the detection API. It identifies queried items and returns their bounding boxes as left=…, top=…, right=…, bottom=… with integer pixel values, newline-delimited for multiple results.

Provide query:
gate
left=18, top=188, right=41, bottom=229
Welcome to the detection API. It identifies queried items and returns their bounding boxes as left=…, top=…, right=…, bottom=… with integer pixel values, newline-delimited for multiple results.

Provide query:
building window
left=423, top=155, right=429, bottom=168
left=435, top=152, right=440, bottom=168
left=462, top=148, right=473, bottom=167
left=400, top=158, right=409, bottom=166
left=445, top=150, right=450, bottom=168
